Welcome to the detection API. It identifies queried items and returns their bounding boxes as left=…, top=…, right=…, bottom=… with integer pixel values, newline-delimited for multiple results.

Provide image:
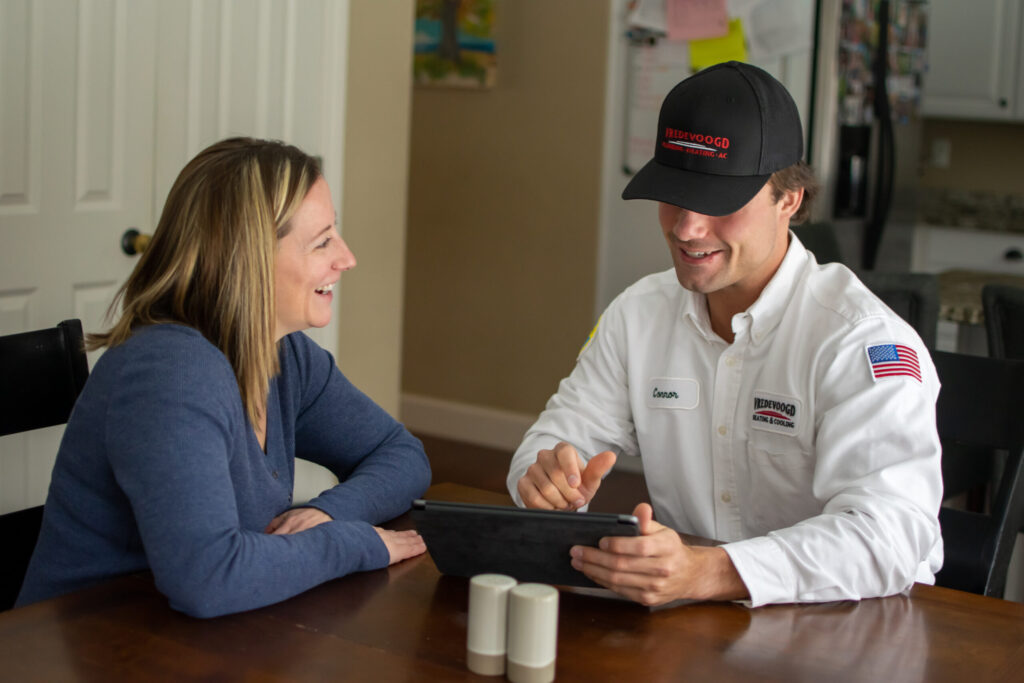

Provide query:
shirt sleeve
left=104, top=334, right=396, bottom=618
left=283, top=333, right=431, bottom=524
left=722, top=318, right=944, bottom=606
left=507, top=297, right=639, bottom=505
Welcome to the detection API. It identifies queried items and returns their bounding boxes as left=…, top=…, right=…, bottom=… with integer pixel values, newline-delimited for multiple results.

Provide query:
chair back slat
left=0, top=319, right=88, bottom=437
left=932, top=351, right=1024, bottom=450
left=983, top=284, right=1024, bottom=361
left=858, top=272, right=940, bottom=350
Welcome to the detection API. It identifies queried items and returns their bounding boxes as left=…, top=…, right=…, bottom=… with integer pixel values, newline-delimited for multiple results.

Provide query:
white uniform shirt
left=507, top=237, right=943, bottom=606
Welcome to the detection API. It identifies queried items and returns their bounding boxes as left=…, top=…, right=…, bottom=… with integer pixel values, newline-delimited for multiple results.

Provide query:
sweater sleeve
left=104, top=331, right=391, bottom=618
left=283, top=333, right=431, bottom=524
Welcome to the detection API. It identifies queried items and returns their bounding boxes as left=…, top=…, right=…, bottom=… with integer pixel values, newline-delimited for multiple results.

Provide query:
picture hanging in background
left=414, top=0, right=496, bottom=88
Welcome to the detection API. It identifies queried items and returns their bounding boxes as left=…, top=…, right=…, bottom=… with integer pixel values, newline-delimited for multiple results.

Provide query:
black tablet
left=411, top=499, right=640, bottom=588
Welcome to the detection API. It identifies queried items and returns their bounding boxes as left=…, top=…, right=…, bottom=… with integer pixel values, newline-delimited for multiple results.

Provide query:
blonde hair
left=768, top=161, right=819, bottom=224
left=89, top=137, right=322, bottom=428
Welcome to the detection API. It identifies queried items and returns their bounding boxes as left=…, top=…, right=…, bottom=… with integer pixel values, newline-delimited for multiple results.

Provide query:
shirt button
left=272, top=471, right=279, bottom=479
left=721, top=492, right=732, bottom=503
left=718, top=425, right=727, bottom=436
left=725, top=357, right=736, bottom=367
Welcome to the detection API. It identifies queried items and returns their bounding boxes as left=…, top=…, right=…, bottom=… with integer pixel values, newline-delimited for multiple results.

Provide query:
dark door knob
left=121, top=228, right=152, bottom=255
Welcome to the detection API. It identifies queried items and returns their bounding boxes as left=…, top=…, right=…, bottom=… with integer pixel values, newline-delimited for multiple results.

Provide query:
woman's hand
left=373, top=527, right=427, bottom=565
left=264, top=507, right=332, bottom=535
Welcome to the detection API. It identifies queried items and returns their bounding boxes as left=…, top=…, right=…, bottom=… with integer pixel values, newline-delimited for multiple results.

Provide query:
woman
left=16, top=138, right=431, bottom=617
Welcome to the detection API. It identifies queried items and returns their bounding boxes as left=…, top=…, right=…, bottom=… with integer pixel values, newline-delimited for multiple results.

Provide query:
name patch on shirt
left=646, top=377, right=699, bottom=410
left=750, top=391, right=802, bottom=435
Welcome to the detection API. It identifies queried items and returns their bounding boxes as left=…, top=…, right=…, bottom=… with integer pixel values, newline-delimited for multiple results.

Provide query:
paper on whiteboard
left=624, top=38, right=691, bottom=175
left=627, top=0, right=668, bottom=33
left=666, top=0, right=730, bottom=41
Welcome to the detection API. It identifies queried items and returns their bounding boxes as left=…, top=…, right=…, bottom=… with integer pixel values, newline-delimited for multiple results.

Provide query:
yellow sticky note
left=689, top=17, right=748, bottom=71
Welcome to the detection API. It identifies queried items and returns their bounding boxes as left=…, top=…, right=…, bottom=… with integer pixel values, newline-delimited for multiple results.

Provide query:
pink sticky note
left=666, top=0, right=730, bottom=41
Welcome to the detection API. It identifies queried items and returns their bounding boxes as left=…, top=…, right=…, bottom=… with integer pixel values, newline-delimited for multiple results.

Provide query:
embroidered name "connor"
left=652, top=387, right=679, bottom=399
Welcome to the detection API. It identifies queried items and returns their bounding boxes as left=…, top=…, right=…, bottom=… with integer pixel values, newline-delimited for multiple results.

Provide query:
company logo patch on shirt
left=865, top=343, right=922, bottom=383
left=645, top=377, right=699, bottom=410
left=750, top=391, right=802, bottom=435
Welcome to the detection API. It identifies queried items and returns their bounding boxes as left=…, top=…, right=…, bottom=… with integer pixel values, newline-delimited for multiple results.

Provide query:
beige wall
left=337, top=0, right=414, bottom=416
left=919, top=119, right=1024, bottom=195
left=402, top=1, right=611, bottom=416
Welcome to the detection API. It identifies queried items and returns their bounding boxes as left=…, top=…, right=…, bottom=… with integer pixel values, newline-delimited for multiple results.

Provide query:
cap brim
left=622, top=158, right=771, bottom=217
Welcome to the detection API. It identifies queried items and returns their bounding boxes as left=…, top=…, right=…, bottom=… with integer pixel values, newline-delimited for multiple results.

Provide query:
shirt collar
left=678, top=232, right=811, bottom=346
left=745, top=232, right=809, bottom=345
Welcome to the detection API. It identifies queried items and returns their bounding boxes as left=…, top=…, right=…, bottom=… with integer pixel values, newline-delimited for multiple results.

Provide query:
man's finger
left=632, top=502, right=655, bottom=535
left=535, top=448, right=585, bottom=507
left=552, top=442, right=584, bottom=489
left=518, top=476, right=557, bottom=510
left=578, top=450, right=617, bottom=499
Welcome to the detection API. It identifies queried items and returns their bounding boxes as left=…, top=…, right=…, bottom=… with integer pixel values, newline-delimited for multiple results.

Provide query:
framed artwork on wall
left=414, top=0, right=496, bottom=88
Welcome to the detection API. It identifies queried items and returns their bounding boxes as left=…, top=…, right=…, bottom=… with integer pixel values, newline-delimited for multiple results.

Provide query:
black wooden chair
left=932, top=350, right=1024, bottom=598
left=983, top=283, right=1024, bottom=360
left=0, top=319, right=89, bottom=610
left=792, top=221, right=843, bottom=265
left=857, top=271, right=940, bottom=350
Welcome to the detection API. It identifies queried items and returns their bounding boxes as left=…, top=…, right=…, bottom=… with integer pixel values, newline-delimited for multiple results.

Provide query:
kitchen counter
left=938, top=269, right=1024, bottom=325
left=918, top=188, right=1024, bottom=234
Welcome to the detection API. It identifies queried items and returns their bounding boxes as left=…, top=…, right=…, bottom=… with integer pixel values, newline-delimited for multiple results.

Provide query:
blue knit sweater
left=16, top=324, right=431, bottom=617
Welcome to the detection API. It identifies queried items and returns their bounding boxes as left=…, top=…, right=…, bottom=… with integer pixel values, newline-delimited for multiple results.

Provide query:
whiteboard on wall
left=623, top=38, right=692, bottom=175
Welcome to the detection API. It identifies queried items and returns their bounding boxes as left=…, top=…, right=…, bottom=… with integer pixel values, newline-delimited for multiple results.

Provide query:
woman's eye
left=315, top=237, right=332, bottom=250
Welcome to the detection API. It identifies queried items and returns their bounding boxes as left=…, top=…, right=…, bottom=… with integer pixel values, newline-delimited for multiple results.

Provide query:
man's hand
left=569, top=503, right=749, bottom=606
left=264, top=507, right=332, bottom=535
left=517, top=442, right=617, bottom=510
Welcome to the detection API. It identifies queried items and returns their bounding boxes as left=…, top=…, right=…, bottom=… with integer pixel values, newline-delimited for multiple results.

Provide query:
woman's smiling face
left=274, top=177, right=355, bottom=340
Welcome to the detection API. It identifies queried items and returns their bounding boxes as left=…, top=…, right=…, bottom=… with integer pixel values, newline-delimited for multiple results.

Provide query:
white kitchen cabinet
left=921, top=0, right=1024, bottom=120
left=912, top=225, right=1024, bottom=274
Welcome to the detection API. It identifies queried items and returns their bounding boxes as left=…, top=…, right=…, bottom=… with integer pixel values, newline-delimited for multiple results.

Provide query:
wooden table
left=2, top=483, right=1024, bottom=682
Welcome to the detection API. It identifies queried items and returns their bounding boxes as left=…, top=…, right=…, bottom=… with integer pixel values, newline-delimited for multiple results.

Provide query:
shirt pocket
left=743, top=432, right=820, bottom=535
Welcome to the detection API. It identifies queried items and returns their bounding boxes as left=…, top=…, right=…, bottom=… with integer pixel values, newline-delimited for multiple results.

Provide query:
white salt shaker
left=466, top=573, right=518, bottom=675
left=506, top=583, right=559, bottom=683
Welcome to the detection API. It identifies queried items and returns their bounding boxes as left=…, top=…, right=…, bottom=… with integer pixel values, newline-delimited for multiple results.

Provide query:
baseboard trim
left=400, top=393, right=644, bottom=474
left=400, top=393, right=536, bottom=451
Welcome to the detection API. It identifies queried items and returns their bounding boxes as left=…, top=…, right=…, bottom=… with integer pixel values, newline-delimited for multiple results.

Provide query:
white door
left=0, top=0, right=158, bottom=513
left=0, top=0, right=349, bottom=514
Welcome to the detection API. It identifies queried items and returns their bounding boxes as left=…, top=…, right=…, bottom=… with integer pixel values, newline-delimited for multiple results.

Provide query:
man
left=506, top=62, right=942, bottom=607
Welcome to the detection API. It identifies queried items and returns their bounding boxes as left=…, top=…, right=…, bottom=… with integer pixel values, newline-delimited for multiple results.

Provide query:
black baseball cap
left=622, top=61, right=803, bottom=217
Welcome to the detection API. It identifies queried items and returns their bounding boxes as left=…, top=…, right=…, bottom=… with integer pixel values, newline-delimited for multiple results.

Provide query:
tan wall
left=338, top=0, right=414, bottom=416
left=919, top=119, right=1024, bottom=195
left=402, top=1, right=611, bottom=416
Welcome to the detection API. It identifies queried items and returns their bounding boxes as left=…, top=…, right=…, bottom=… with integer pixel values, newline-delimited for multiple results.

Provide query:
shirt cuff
left=722, top=535, right=798, bottom=607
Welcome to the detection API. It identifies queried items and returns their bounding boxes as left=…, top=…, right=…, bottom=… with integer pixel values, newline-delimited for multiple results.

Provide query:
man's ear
left=778, top=187, right=804, bottom=220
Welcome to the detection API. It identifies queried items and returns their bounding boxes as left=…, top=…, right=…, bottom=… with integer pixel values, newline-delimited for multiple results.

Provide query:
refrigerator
left=809, top=0, right=929, bottom=270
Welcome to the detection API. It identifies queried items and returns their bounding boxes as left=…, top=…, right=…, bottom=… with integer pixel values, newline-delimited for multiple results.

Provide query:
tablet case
left=411, top=499, right=639, bottom=588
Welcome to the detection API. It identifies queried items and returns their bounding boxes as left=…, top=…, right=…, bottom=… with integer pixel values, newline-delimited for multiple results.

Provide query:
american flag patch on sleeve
left=865, top=343, right=922, bottom=383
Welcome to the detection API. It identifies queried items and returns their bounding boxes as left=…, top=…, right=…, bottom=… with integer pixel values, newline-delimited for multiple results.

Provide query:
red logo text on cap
left=661, top=128, right=730, bottom=160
